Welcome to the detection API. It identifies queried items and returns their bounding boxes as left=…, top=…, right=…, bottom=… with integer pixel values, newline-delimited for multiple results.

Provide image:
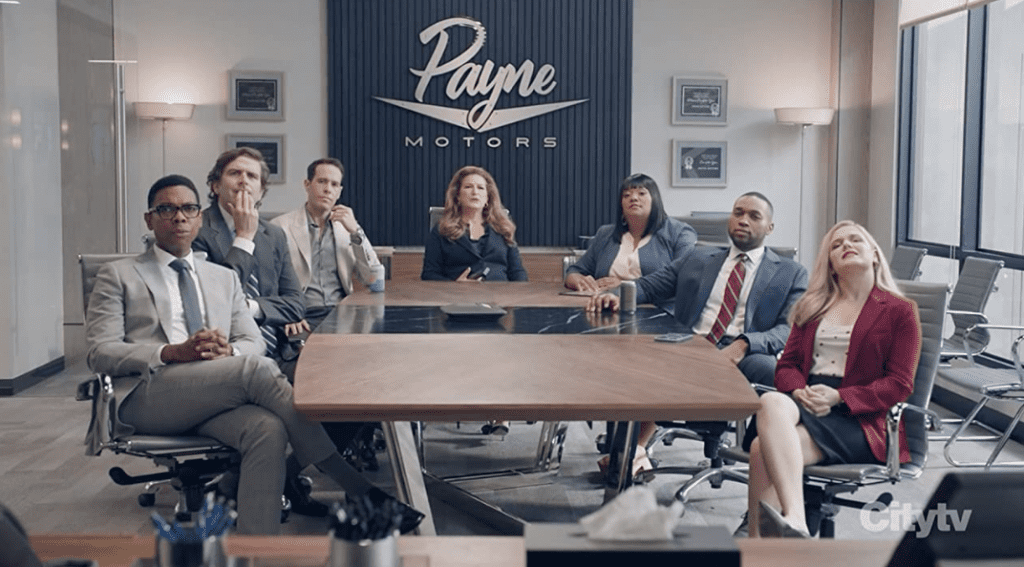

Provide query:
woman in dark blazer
left=747, top=220, right=921, bottom=538
left=421, top=165, right=527, bottom=282
left=565, top=173, right=696, bottom=297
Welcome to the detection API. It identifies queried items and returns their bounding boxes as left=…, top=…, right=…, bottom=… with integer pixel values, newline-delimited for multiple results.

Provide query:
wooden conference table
left=293, top=281, right=761, bottom=535
left=30, top=533, right=899, bottom=567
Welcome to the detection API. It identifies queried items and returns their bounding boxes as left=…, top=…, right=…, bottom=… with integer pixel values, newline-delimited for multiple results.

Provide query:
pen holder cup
left=329, top=532, right=399, bottom=567
left=155, top=535, right=226, bottom=567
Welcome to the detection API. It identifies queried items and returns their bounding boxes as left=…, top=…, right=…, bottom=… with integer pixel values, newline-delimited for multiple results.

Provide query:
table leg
left=382, top=421, right=436, bottom=535
left=603, top=421, right=638, bottom=503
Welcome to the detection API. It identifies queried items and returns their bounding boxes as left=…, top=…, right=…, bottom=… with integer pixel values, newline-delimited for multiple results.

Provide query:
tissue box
left=525, top=523, right=739, bottom=567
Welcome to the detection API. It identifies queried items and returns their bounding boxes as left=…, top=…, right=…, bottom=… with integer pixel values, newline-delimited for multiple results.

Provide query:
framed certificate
left=671, top=140, right=727, bottom=187
left=228, top=71, right=284, bottom=121
left=671, top=76, right=727, bottom=125
left=226, top=134, right=285, bottom=183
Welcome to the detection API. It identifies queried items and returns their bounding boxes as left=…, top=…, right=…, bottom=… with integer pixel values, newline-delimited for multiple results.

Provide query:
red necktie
left=707, top=253, right=747, bottom=344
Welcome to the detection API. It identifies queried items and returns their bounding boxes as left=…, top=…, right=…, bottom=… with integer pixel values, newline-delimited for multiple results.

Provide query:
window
left=898, top=2, right=1024, bottom=362
left=909, top=12, right=968, bottom=246
left=979, top=0, right=1024, bottom=257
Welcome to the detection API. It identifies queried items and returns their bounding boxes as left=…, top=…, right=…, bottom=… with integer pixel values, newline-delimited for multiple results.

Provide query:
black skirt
left=744, top=375, right=876, bottom=465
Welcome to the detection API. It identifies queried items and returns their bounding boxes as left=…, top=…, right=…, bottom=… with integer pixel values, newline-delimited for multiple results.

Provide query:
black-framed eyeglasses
left=150, top=204, right=202, bottom=219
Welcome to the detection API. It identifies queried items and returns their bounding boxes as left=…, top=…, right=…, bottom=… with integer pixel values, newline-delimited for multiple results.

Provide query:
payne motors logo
left=376, top=16, right=588, bottom=148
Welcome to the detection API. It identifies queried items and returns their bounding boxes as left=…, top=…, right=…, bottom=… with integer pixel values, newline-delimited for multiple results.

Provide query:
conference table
left=29, top=533, right=900, bottom=567
left=293, top=281, right=761, bottom=535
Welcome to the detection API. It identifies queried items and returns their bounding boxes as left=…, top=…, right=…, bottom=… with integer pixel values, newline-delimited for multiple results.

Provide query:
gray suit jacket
left=85, top=247, right=263, bottom=445
left=636, top=245, right=809, bottom=356
left=271, top=208, right=382, bottom=296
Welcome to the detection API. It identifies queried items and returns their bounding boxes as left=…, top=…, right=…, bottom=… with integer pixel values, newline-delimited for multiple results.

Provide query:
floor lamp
left=135, top=102, right=195, bottom=176
left=774, top=107, right=835, bottom=263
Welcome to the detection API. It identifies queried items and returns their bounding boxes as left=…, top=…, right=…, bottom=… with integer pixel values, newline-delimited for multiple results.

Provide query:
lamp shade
left=774, top=107, right=835, bottom=126
left=135, top=102, right=194, bottom=120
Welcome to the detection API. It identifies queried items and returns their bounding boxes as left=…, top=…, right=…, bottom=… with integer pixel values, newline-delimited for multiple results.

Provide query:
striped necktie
left=707, top=253, right=747, bottom=344
left=169, top=259, right=203, bottom=336
left=243, top=271, right=279, bottom=356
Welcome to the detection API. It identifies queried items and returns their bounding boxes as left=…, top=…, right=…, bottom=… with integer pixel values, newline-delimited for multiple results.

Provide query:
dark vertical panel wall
left=327, top=0, right=632, bottom=246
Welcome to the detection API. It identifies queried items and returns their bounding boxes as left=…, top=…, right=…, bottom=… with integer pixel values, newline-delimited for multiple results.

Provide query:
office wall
left=118, top=0, right=326, bottom=249
left=0, top=0, right=65, bottom=392
left=631, top=0, right=838, bottom=263
left=58, top=0, right=117, bottom=361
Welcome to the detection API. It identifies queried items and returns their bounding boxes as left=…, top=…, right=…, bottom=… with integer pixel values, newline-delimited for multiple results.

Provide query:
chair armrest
left=946, top=310, right=991, bottom=361
left=884, top=402, right=939, bottom=480
left=960, top=324, right=1024, bottom=381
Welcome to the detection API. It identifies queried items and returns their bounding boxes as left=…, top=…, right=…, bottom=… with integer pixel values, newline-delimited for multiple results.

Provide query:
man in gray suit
left=86, top=175, right=422, bottom=535
left=589, top=191, right=808, bottom=387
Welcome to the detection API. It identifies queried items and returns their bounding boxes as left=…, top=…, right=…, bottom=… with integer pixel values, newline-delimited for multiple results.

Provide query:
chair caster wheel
left=138, top=493, right=156, bottom=507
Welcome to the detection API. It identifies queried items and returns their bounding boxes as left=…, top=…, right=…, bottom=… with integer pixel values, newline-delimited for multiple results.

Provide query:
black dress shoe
left=283, top=473, right=329, bottom=517
left=351, top=488, right=425, bottom=535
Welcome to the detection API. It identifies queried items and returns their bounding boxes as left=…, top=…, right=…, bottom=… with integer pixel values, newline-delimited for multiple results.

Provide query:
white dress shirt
left=151, top=246, right=208, bottom=367
left=694, top=245, right=766, bottom=339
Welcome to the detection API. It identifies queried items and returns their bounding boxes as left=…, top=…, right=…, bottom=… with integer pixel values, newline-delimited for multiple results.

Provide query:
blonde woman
left=747, top=221, right=921, bottom=537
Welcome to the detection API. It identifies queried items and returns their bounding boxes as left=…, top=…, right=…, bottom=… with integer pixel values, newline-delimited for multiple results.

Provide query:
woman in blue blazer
left=421, top=165, right=528, bottom=282
left=565, top=173, right=697, bottom=309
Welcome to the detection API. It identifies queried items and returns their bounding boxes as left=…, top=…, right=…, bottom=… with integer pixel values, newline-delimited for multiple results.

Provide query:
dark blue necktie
left=169, top=259, right=203, bottom=335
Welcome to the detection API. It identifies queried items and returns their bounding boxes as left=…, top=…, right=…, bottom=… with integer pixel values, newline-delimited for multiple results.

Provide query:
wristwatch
left=350, top=228, right=365, bottom=245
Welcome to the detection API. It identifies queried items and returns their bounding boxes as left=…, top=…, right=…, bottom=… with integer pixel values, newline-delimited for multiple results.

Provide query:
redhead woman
left=748, top=221, right=920, bottom=537
left=421, top=166, right=527, bottom=282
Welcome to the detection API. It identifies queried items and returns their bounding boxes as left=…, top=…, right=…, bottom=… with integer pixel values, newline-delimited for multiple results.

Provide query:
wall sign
left=328, top=1, right=633, bottom=247
left=228, top=70, right=284, bottom=121
left=672, top=140, right=727, bottom=187
left=671, top=76, right=727, bottom=126
left=226, top=134, right=285, bottom=183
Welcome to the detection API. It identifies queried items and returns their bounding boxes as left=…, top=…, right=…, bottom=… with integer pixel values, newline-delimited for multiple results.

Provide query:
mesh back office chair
left=719, top=280, right=948, bottom=537
left=76, top=254, right=240, bottom=520
left=936, top=324, right=1024, bottom=468
left=889, top=245, right=927, bottom=281
left=940, top=257, right=1004, bottom=361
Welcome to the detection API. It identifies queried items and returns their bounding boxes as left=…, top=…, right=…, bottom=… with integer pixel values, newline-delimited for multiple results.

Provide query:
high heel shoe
left=596, top=446, right=653, bottom=478
left=481, top=421, right=509, bottom=435
left=758, top=501, right=810, bottom=538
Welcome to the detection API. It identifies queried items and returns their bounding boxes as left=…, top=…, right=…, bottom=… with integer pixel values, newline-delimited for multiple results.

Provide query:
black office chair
left=720, top=280, right=948, bottom=537
left=77, top=253, right=241, bottom=521
left=889, top=245, right=927, bottom=281
left=940, top=257, right=1003, bottom=361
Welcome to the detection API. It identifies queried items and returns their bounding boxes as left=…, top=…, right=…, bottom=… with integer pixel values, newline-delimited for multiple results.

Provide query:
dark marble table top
left=315, top=305, right=688, bottom=335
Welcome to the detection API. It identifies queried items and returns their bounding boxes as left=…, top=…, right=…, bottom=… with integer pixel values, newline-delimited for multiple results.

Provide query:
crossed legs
left=120, top=354, right=365, bottom=533
left=747, top=392, right=824, bottom=537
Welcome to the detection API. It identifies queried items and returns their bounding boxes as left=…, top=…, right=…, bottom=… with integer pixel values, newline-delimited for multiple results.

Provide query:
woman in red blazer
left=748, top=220, right=921, bottom=538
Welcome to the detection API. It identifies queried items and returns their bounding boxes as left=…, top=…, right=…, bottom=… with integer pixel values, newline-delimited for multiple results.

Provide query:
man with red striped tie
left=588, top=192, right=807, bottom=388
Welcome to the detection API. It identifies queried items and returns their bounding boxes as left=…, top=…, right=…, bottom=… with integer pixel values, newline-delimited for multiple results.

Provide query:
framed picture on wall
left=227, top=70, right=284, bottom=121
left=671, top=140, right=727, bottom=187
left=671, top=76, right=727, bottom=125
left=226, top=134, right=285, bottom=183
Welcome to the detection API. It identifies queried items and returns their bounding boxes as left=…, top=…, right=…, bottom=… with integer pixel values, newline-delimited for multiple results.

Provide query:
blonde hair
left=789, top=220, right=905, bottom=326
left=438, top=166, right=517, bottom=245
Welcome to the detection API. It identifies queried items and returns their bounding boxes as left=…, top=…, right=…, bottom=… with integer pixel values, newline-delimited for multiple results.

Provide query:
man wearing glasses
left=84, top=174, right=423, bottom=535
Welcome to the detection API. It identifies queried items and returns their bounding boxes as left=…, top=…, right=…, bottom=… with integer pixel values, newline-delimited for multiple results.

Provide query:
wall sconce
left=135, top=102, right=195, bottom=176
left=775, top=107, right=835, bottom=263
